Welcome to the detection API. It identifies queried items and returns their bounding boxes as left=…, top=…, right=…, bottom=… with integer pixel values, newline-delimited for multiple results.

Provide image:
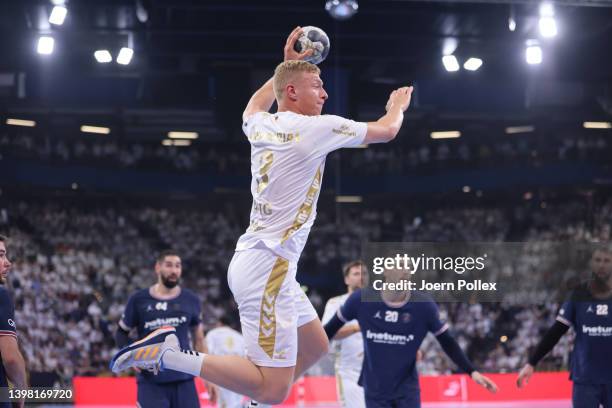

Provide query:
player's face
left=590, top=250, right=612, bottom=283
left=344, top=265, right=363, bottom=291
left=156, top=255, right=182, bottom=289
left=295, top=72, right=328, bottom=116
left=0, top=242, right=11, bottom=284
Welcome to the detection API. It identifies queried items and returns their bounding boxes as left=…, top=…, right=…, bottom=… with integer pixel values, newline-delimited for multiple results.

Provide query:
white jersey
left=322, top=293, right=364, bottom=376
left=206, top=326, right=246, bottom=408
left=206, top=326, right=245, bottom=357
left=236, top=111, right=367, bottom=262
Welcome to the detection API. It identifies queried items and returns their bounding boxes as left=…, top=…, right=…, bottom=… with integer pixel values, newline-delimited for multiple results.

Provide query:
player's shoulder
left=180, top=288, right=201, bottom=302
left=243, top=111, right=274, bottom=126
left=0, top=286, right=12, bottom=304
left=129, top=288, right=150, bottom=299
left=566, top=282, right=594, bottom=302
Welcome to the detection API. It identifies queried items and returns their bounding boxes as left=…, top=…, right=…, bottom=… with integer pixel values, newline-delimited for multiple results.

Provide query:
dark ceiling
left=1, top=0, right=611, bottom=141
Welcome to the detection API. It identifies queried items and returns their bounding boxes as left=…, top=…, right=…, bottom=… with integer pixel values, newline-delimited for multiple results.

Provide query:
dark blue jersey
left=338, top=289, right=448, bottom=399
left=556, top=284, right=612, bottom=385
left=120, top=288, right=202, bottom=383
left=0, top=287, right=17, bottom=388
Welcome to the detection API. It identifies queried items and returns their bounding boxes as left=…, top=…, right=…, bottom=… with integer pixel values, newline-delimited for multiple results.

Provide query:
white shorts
left=227, top=247, right=318, bottom=367
left=336, top=370, right=365, bottom=408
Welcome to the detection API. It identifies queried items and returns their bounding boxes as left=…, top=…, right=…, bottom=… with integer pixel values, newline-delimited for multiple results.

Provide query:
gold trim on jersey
left=281, top=167, right=322, bottom=243
left=249, top=131, right=301, bottom=144
left=258, top=257, right=289, bottom=358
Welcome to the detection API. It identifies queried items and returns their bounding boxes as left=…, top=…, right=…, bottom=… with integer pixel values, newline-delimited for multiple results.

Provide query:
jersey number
left=596, top=305, right=608, bottom=316
left=385, top=311, right=398, bottom=323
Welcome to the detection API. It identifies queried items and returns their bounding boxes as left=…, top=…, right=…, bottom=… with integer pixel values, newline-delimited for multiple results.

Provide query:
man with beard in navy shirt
left=115, top=250, right=217, bottom=407
left=518, top=244, right=612, bottom=408
left=324, top=266, right=498, bottom=408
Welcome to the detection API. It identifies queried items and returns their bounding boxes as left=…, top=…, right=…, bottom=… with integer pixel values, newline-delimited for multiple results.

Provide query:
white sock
left=161, top=349, right=205, bottom=377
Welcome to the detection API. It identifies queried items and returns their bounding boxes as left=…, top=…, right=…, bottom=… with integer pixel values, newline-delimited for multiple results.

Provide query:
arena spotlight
left=442, top=55, right=460, bottom=72
left=162, top=139, right=191, bottom=147
left=49, top=5, right=67, bottom=25
left=81, top=125, right=110, bottom=134
left=6, top=118, right=36, bottom=127
left=525, top=45, right=542, bottom=65
left=168, top=131, right=198, bottom=140
left=539, top=2, right=555, bottom=17
left=539, top=17, right=557, bottom=38
left=116, top=47, right=134, bottom=65
left=583, top=121, right=611, bottom=129
left=325, top=0, right=358, bottom=21
left=37, top=36, right=54, bottom=55
left=505, top=125, right=535, bottom=134
left=463, top=57, right=483, bottom=71
left=94, top=50, right=112, bottom=63
left=336, top=195, right=363, bottom=203
left=538, top=2, right=557, bottom=38
left=431, top=130, right=461, bottom=139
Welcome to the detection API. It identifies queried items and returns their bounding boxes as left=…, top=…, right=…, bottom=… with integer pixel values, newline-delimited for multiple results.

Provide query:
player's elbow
left=386, top=125, right=401, bottom=141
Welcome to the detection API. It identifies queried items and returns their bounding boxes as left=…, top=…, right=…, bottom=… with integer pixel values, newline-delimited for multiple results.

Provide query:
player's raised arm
left=242, top=27, right=313, bottom=122
left=364, top=86, right=413, bottom=144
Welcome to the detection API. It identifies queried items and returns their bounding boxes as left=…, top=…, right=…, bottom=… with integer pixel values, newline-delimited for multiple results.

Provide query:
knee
left=254, top=382, right=291, bottom=405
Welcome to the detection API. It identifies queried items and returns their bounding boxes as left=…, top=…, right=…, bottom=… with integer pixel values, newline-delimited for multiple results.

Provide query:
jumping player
left=0, top=235, right=26, bottom=408
left=114, top=250, right=217, bottom=407
left=321, top=260, right=366, bottom=408
left=323, top=267, right=498, bottom=407
left=111, top=26, right=413, bottom=405
left=517, top=245, right=612, bottom=408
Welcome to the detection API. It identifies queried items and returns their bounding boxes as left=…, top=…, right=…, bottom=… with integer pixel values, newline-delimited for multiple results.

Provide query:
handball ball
left=293, top=26, right=330, bottom=65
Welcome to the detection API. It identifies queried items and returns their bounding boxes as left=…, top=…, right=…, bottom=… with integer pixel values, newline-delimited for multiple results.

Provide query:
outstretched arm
left=517, top=320, right=569, bottom=388
left=436, top=331, right=498, bottom=393
left=364, top=86, right=413, bottom=144
left=242, top=26, right=313, bottom=122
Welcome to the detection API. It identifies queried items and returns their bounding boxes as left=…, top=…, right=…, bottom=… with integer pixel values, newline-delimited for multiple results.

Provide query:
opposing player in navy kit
left=0, top=235, right=27, bottom=408
left=115, top=250, right=217, bottom=408
left=517, top=245, right=612, bottom=408
left=323, top=267, right=498, bottom=408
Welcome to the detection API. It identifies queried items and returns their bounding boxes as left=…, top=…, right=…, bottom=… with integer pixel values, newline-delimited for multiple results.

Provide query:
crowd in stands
left=2, top=131, right=610, bottom=175
left=1, top=193, right=610, bottom=386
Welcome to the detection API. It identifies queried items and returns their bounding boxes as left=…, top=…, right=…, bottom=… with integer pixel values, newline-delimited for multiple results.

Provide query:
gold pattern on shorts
left=258, top=257, right=289, bottom=358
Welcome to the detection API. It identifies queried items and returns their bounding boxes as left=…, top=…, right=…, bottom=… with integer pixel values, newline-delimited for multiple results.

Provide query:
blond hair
left=273, top=60, right=320, bottom=100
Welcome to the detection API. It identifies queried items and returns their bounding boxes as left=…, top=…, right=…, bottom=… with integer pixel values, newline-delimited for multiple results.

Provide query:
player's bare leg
left=293, top=318, right=329, bottom=380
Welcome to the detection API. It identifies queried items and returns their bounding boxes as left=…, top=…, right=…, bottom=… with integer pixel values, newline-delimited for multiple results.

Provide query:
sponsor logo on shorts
left=8, top=319, right=15, bottom=328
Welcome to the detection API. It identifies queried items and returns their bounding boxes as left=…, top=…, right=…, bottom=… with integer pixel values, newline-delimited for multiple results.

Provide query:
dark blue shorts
left=573, top=383, right=612, bottom=408
left=137, top=378, right=200, bottom=408
left=365, top=389, right=421, bottom=408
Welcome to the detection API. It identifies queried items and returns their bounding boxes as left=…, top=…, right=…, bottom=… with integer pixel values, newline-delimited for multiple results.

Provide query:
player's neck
left=381, top=290, right=410, bottom=307
left=589, top=279, right=612, bottom=299
left=152, top=283, right=181, bottom=299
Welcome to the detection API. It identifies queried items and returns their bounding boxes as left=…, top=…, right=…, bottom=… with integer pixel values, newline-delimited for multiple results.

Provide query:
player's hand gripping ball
left=293, top=26, right=330, bottom=65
